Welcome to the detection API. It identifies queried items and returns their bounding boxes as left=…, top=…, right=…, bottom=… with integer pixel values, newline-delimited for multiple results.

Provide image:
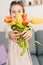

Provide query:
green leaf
left=29, top=41, right=42, bottom=49
left=25, top=26, right=31, bottom=30
left=17, top=36, right=28, bottom=56
left=16, top=24, right=24, bottom=29
left=20, top=48, right=26, bottom=56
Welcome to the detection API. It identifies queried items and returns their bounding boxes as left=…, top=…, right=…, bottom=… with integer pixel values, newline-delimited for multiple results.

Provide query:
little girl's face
left=10, top=4, right=23, bottom=18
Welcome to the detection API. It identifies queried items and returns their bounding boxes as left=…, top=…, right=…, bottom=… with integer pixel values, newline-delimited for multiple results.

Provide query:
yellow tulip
left=30, top=18, right=43, bottom=24
left=16, top=14, right=23, bottom=24
left=4, top=16, right=16, bottom=26
left=9, top=19, right=16, bottom=26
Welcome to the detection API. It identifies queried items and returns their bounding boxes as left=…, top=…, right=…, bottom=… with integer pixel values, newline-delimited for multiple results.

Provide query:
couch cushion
left=0, top=45, right=7, bottom=65
left=28, top=30, right=36, bottom=55
left=35, top=30, right=43, bottom=55
left=31, top=55, right=40, bottom=65
left=38, top=55, right=43, bottom=65
left=2, top=63, right=6, bottom=65
left=0, top=32, right=8, bottom=50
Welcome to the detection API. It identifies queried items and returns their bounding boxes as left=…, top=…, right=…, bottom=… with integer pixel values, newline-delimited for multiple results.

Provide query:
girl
left=6, top=1, right=33, bottom=65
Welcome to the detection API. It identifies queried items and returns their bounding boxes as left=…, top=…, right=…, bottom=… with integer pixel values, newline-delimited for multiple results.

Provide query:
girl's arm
left=5, top=25, right=20, bottom=42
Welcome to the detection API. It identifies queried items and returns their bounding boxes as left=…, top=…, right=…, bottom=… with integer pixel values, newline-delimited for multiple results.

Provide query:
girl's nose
left=16, top=12, right=18, bottom=15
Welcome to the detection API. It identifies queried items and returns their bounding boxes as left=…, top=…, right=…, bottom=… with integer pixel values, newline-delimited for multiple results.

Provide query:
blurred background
left=0, top=0, right=43, bottom=65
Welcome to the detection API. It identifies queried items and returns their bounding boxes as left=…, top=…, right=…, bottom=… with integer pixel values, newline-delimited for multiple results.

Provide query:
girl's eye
left=18, top=10, right=21, bottom=13
left=12, top=11, right=16, bottom=13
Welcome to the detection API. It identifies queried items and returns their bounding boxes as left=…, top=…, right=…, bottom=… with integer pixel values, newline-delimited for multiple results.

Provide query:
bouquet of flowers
left=4, top=13, right=41, bottom=56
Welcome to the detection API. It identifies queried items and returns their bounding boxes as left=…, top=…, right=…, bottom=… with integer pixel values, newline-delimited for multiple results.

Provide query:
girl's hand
left=21, top=30, right=32, bottom=41
left=8, top=31, right=20, bottom=42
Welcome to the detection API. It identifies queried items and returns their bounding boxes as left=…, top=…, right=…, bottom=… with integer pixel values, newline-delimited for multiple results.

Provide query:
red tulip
left=22, top=21, right=28, bottom=26
left=8, top=16, right=12, bottom=23
left=22, top=14, right=27, bottom=20
left=6, top=16, right=12, bottom=23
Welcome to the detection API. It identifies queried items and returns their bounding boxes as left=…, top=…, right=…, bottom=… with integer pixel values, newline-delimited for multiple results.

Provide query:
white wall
left=25, top=5, right=43, bottom=31
left=0, top=0, right=43, bottom=31
left=0, top=0, right=15, bottom=31
left=24, top=0, right=34, bottom=5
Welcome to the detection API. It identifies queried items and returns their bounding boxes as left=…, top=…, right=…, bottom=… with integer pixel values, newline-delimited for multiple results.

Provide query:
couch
left=0, top=30, right=43, bottom=65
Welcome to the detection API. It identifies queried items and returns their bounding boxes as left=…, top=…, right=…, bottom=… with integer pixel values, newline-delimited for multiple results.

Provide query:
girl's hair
left=9, top=1, right=25, bottom=14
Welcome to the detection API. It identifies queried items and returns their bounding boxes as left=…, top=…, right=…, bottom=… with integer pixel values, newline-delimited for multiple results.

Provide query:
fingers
left=22, top=30, right=29, bottom=38
left=8, top=31, right=14, bottom=39
left=14, top=31, right=19, bottom=34
left=8, top=31, right=20, bottom=41
left=13, top=31, right=20, bottom=37
left=8, top=30, right=32, bottom=42
left=22, top=30, right=27, bottom=36
left=14, top=31, right=20, bottom=39
left=22, top=30, right=32, bottom=41
left=25, top=32, right=32, bottom=41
